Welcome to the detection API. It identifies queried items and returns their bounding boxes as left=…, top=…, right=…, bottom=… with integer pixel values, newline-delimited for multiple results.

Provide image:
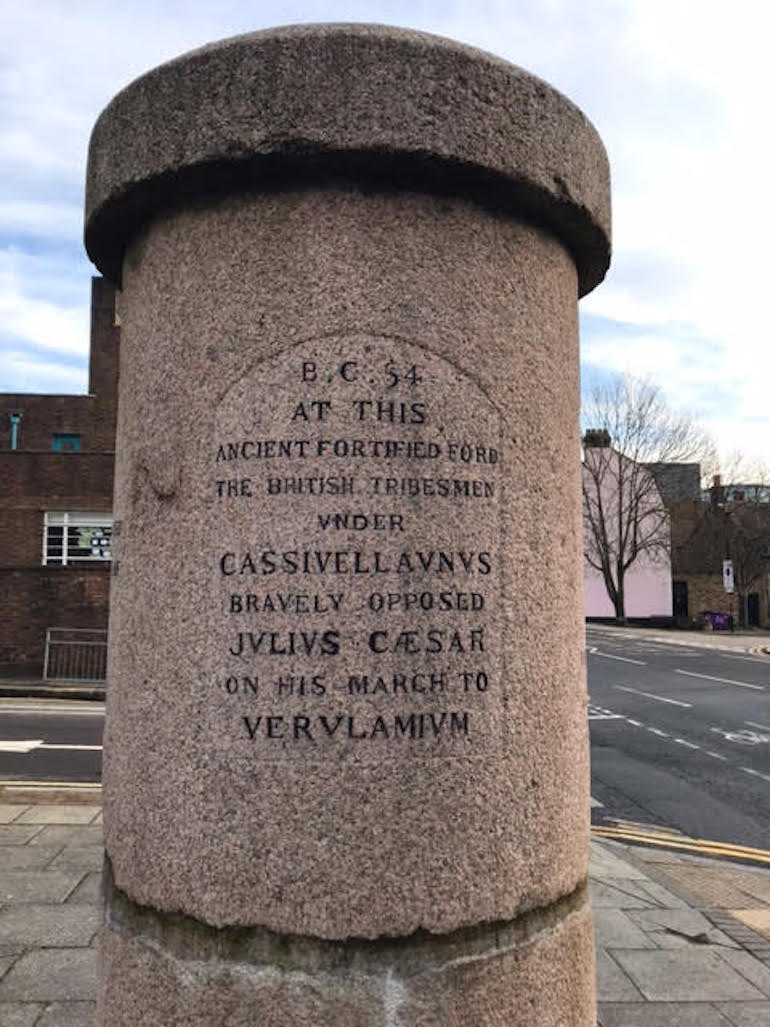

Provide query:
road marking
left=674, top=738, right=700, bottom=750
left=606, top=818, right=683, bottom=837
left=747, top=721, right=770, bottom=732
left=0, top=740, right=101, bottom=753
left=705, top=751, right=728, bottom=761
left=588, top=705, right=624, bottom=720
left=647, top=727, right=670, bottom=737
left=0, top=740, right=44, bottom=753
left=39, top=744, right=102, bottom=751
left=590, top=796, right=603, bottom=808
left=589, top=651, right=646, bottom=665
left=0, top=703, right=105, bottom=717
left=0, top=779, right=101, bottom=789
left=675, top=669, right=764, bottom=691
left=626, top=718, right=643, bottom=727
left=591, top=825, right=770, bottom=864
left=614, top=685, right=692, bottom=708
left=740, top=767, right=770, bottom=784
left=710, top=727, right=770, bottom=746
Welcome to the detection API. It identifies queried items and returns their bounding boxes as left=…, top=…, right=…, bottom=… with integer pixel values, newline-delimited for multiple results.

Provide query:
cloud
left=0, top=250, right=90, bottom=370
left=1, top=347, right=88, bottom=395
left=0, top=0, right=768, bottom=466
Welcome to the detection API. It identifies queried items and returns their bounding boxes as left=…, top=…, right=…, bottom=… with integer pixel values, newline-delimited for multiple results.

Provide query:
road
left=0, top=699, right=104, bottom=783
left=2, top=628, right=769, bottom=858
left=588, top=625, right=770, bottom=852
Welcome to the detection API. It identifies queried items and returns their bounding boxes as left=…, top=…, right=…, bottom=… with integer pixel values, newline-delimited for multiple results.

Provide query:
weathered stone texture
left=86, top=24, right=610, bottom=294
left=102, top=188, right=589, bottom=936
left=99, top=894, right=595, bottom=1026
left=87, top=22, right=610, bottom=1025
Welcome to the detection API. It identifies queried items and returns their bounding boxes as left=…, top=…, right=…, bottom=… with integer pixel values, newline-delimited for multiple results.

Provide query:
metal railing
left=43, top=628, right=108, bottom=682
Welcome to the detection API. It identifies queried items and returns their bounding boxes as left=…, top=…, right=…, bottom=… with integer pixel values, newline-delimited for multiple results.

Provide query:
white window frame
left=43, top=511, right=113, bottom=566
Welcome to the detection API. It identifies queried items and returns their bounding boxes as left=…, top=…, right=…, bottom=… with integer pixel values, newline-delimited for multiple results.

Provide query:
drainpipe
left=9, top=412, right=21, bottom=451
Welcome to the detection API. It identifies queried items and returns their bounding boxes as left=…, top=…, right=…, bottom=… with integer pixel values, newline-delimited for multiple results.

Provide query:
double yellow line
left=592, top=822, right=770, bottom=865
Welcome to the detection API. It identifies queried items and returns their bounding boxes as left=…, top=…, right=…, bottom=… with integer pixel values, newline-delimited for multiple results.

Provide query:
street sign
left=723, top=559, right=734, bottom=594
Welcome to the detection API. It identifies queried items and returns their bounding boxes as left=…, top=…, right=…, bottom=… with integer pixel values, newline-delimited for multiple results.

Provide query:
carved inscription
left=212, top=336, right=503, bottom=757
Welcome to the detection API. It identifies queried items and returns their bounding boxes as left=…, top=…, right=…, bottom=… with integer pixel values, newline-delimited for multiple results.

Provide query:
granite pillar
left=85, top=24, right=611, bottom=1025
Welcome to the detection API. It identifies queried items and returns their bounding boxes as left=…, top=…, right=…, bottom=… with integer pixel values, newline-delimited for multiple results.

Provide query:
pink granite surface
left=103, top=188, right=589, bottom=936
left=99, top=894, right=595, bottom=1026
left=86, top=22, right=610, bottom=1026
left=85, top=23, right=610, bottom=294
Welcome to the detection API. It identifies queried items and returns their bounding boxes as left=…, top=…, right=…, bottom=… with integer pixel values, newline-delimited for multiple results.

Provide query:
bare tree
left=713, top=450, right=770, bottom=489
left=582, top=375, right=712, bottom=624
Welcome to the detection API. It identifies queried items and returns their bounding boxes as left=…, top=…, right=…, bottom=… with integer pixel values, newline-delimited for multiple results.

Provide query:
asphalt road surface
left=588, top=625, right=770, bottom=852
left=2, top=630, right=769, bottom=859
left=0, top=699, right=104, bottom=783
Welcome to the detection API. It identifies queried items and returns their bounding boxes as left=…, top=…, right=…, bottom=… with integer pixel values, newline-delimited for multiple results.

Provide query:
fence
left=43, top=628, right=108, bottom=682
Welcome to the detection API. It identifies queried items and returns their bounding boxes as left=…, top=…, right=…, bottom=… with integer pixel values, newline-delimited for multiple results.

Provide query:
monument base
left=99, top=865, right=595, bottom=1026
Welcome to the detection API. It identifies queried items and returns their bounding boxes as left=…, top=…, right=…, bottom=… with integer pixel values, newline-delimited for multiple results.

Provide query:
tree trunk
left=614, top=573, right=627, bottom=625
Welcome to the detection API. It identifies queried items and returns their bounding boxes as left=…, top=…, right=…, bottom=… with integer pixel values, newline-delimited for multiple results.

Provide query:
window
left=43, top=512, right=112, bottom=565
left=52, top=434, right=81, bottom=452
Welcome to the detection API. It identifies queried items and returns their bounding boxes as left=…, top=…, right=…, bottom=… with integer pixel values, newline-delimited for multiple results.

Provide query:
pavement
left=1, top=793, right=770, bottom=1024
left=586, top=623, right=770, bottom=656
left=0, top=680, right=105, bottom=703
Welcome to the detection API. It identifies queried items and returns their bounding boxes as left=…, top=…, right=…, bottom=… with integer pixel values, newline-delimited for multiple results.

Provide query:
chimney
left=582, top=428, right=611, bottom=448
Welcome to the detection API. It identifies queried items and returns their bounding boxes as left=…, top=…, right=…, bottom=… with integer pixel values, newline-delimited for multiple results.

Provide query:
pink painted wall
left=583, top=449, right=672, bottom=618
left=584, top=560, right=672, bottom=617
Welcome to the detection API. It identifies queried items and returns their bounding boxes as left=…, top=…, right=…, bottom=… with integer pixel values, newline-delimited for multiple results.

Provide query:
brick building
left=0, top=278, right=119, bottom=677
left=585, top=449, right=770, bottom=629
left=668, top=481, right=770, bottom=629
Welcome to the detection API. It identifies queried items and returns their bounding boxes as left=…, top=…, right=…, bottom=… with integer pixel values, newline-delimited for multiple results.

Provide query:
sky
left=2, top=0, right=768, bottom=470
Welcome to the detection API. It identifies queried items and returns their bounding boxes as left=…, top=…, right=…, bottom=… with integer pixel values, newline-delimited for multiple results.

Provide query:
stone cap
left=85, top=23, right=611, bottom=295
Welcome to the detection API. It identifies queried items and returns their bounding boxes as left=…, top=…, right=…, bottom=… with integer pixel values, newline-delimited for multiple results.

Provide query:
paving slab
left=65, top=872, right=101, bottom=905
left=0, top=808, right=765, bottom=1020
left=0, top=806, right=31, bottom=825
left=632, top=878, right=690, bottom=909
left=594, top=909, right=658, bottom=949
left=717, top=948, right=770, bottom=997
left=0, top=948, right=98, bottom=1002
left=0, top=940, right=25, bottom=959
left=726, top=876, right=770, bottom=906
left=38, top=1000, right=97, bottom=1026
left=28, top=825, right=102, bottom=848
left=639, top=927, right=736, bottom=951
left=0, top=825, right=43, bottom=846
left=730, top=909, right=770, bottom=939
left=590, top=846, right=650, bottom=881
left=0, top=871, right=84, bottom=905
left=656, top=866, right=764, bottom=908
left=715, top=1000, right=770, bottom=1025
left=0, top=846, right=63, bottom=871
left=0, top=1003, right=45, bottom=1026
left=595, top=948, right=644, bottom=1002
left=15, top=806, right=100, bottom=826
left=613, top=949, right=765, bottom=1001
left=627, top=907, right=739, bottom=948
left=0, top=904, right=100, bottom=947
left=48, top=846, right=103, bottom=871
left=598, top=1002, right=733, bottom=1026
left=591, top=880, right=657, bottom=910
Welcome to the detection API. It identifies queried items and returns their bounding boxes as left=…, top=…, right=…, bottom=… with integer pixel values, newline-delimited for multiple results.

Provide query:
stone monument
left=86, top=24, right=610, bottom=1025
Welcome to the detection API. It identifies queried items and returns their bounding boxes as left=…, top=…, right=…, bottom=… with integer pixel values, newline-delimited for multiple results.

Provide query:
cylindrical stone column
left=86, top=24, right=610, bottom=1026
